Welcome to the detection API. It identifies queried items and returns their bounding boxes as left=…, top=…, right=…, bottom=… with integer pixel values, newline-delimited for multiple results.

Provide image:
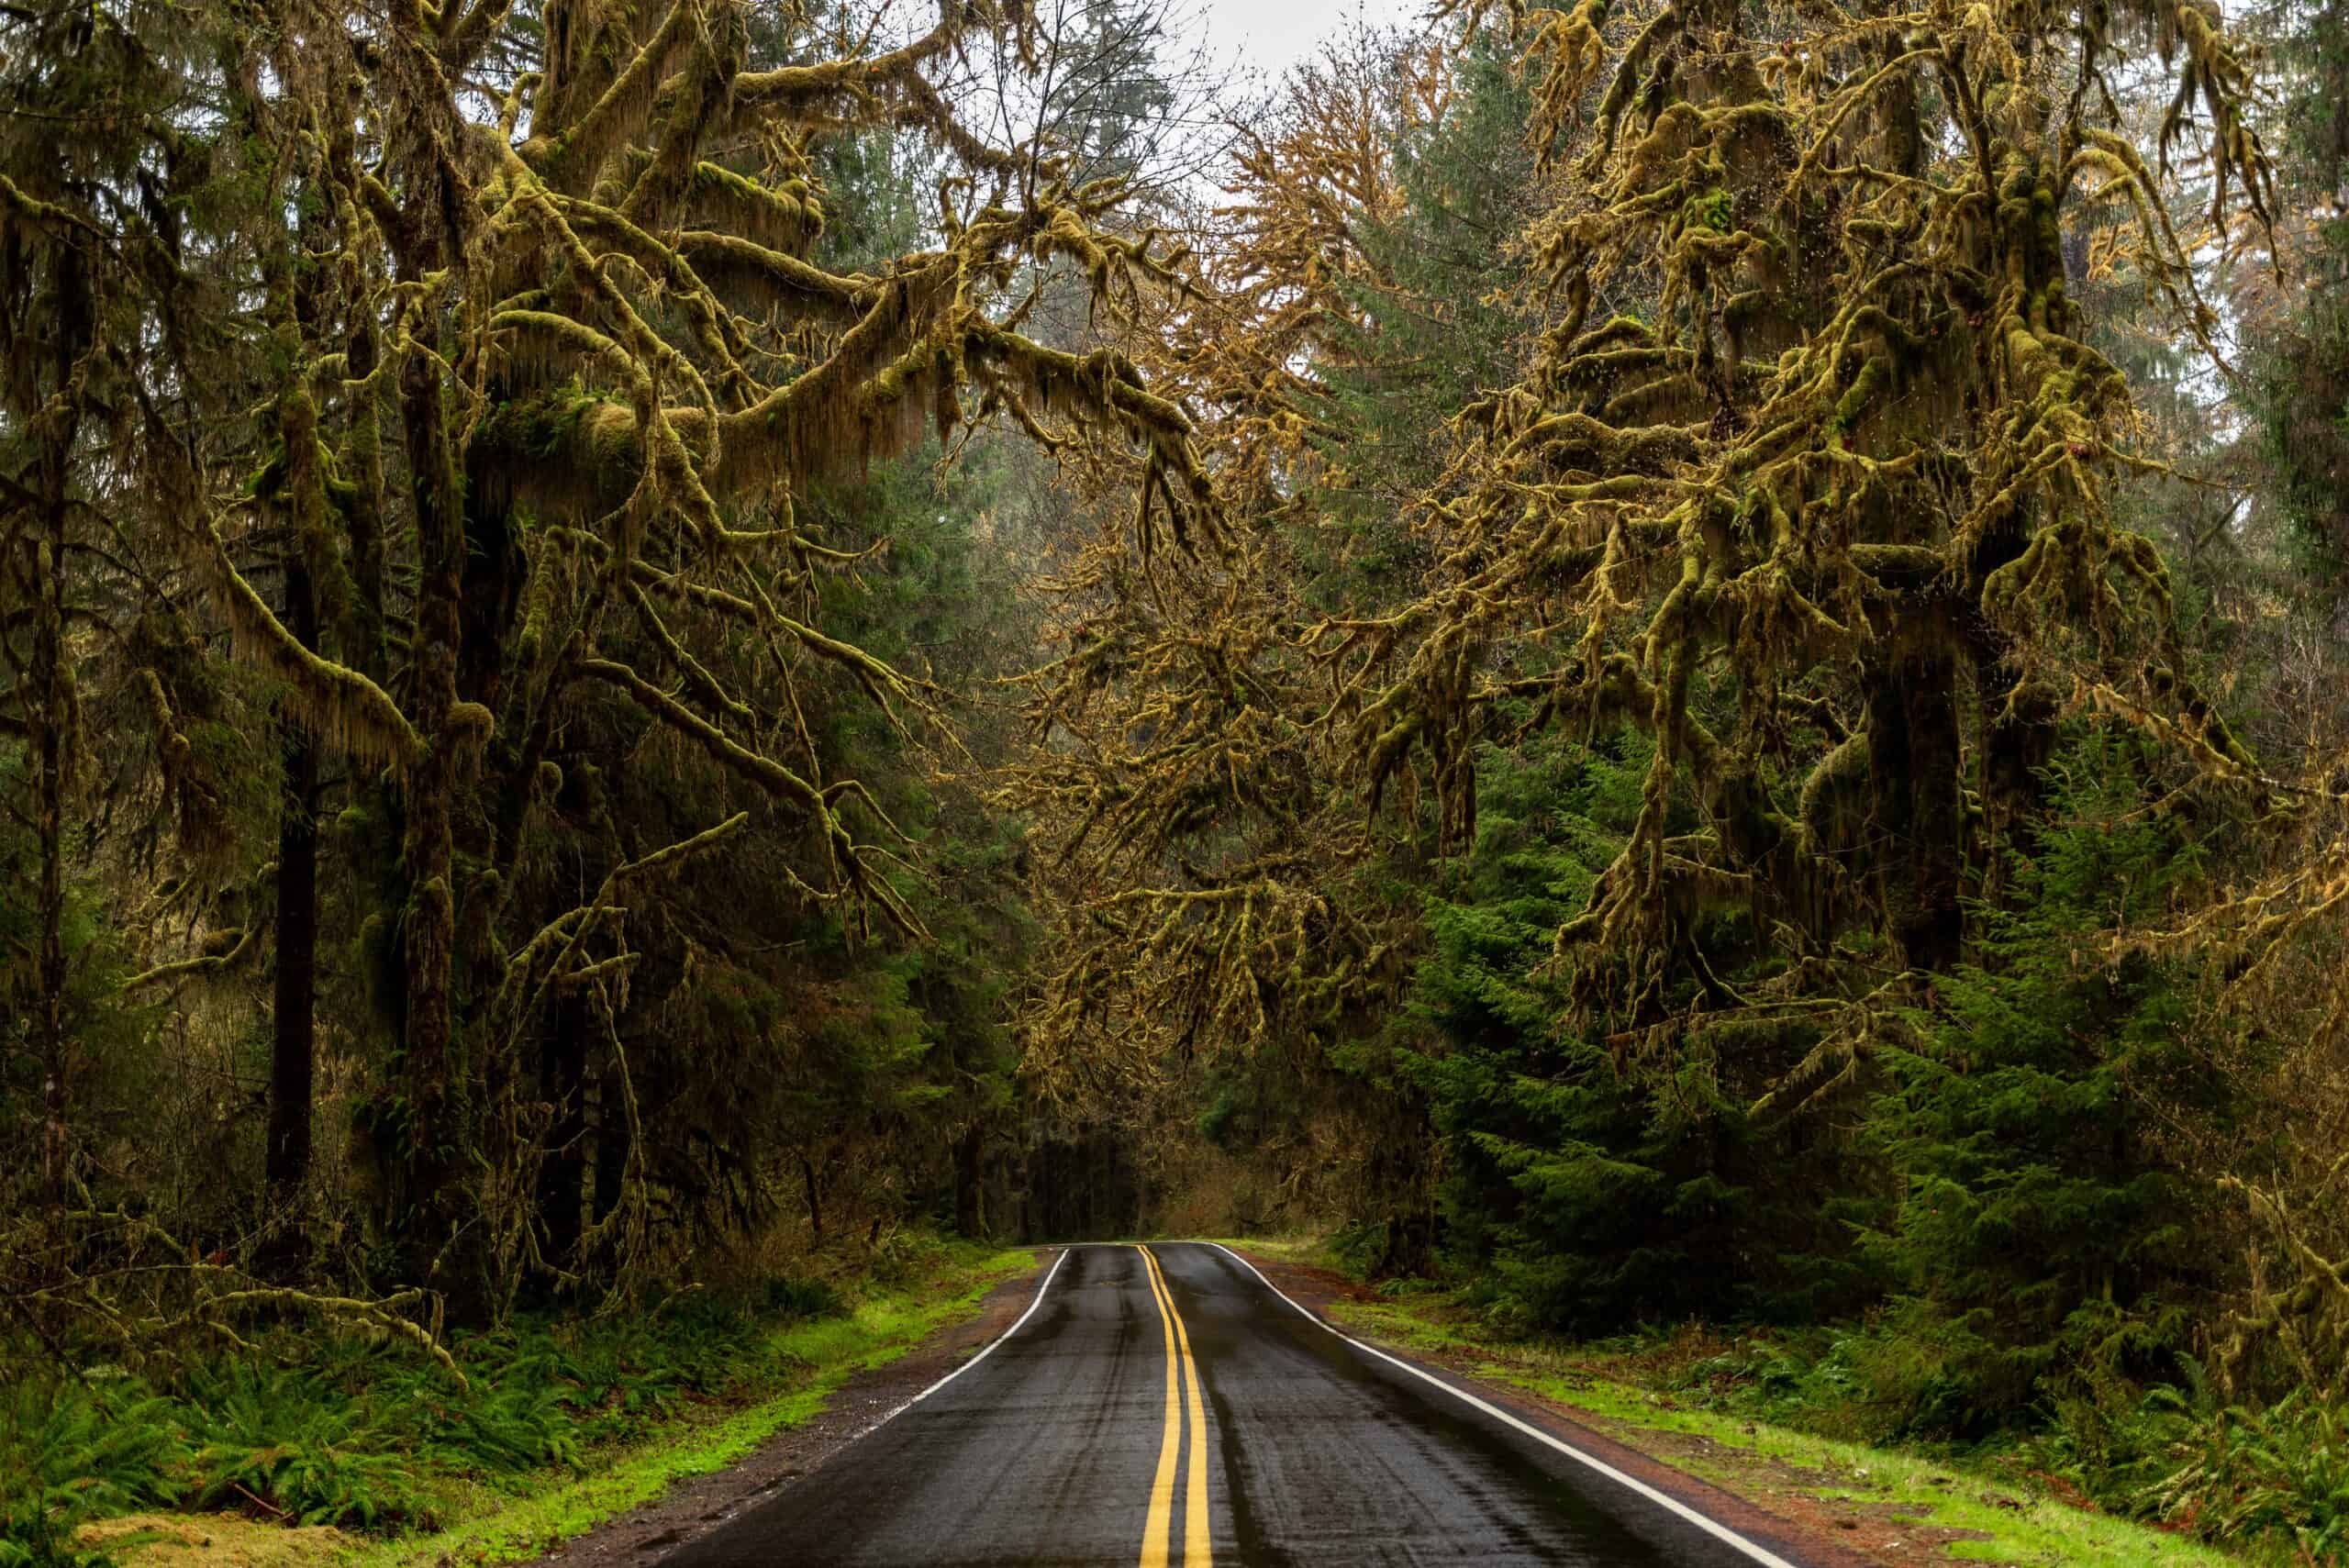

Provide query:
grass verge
left=24, top=1241, right=1035, bottom=1568
left=344, top=1244, right=1036, bottom=1567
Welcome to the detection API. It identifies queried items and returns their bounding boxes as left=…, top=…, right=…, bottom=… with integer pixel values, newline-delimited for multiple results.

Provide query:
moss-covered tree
left=1319, top=0, right=2273, bottom=1055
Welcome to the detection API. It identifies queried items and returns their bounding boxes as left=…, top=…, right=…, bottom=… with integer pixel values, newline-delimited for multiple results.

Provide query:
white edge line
left=674, top=1247, right=1072, bottom=1548
left=1206, top=1241, right=1807, bottom=1568
left=882, top=1244, right=1070, bottom=1422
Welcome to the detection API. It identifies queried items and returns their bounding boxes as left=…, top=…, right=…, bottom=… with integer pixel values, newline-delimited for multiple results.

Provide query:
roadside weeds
left=72, top=1246, right=1040, bottom=1568
left=342, top=1247, right=1039, bottom=1568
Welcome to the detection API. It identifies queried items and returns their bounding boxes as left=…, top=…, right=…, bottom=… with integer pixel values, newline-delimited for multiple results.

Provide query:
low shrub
left=0, top=1379, right=181, bottom=1567
left=1, top=1267, right=863, bottom=1540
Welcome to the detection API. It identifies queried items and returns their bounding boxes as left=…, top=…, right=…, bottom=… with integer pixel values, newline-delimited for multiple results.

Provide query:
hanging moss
left=197, top=521, right=425, bottom=772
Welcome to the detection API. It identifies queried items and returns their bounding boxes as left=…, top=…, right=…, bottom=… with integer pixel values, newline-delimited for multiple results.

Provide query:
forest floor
left=1226, top=1239, right=2243, bottom=1568
left=61, top=1243, right=1046, bottom=1568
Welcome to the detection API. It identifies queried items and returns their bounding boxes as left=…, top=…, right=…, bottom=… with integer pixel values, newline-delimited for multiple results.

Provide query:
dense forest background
left=7, top=0, right=2349, bottom=1558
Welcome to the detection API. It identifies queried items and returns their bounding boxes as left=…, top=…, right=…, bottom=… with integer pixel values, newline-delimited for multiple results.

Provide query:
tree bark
left=536, top=991, right=589, bottom=1271
left=800, top=1151, right=825, bottom=1240
left=31, top=250, right=88, bottom=1215
left=34, top=472, right=70, bottom=1213
left=266, top=558, right=322, bottom=1200
left=953, top=1125, right=985, bottom=1239
left=395, top=346, right=465, bottom=1271
left=1866, top=647, right=1966, bottom=973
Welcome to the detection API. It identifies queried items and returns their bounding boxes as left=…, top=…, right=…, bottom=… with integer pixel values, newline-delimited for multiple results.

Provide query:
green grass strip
left=1312, top=1285, right=2242, bottom=1568
left=340, top=1248, right=1035, bottom=1568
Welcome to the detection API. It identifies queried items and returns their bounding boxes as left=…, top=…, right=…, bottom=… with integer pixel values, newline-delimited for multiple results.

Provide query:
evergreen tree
left=1863, top=740, right=2236, bottom=1428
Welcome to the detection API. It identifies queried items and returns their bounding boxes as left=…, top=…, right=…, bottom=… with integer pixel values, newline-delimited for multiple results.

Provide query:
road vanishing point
left=662, top=1242, right=1836, bottom=1567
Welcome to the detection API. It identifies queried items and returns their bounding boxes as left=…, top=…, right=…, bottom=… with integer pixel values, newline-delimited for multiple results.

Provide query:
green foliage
left=1299, top=35, right=1537, bottom=603
left=183, top=1362, right=424, bottom=1528
left=0, top=752, right=154, bottom=1190
left=0, top=1509, right=117, bottom=1568
left=1399, top=733, right=1877, bottom=1333
left=2009, top=1364, right=2349, bottom=1562
left=0, top=1379, right=181, bottom=1560
left=328, top=1246, right=1033, bottom=1568
left=0, top=1268, right=860, bottom=1540
left=2251, top=0, right=2349, bottom=603
left=2132, top=1385, right=2349, bottom=1556
left=1399, top=727, right=2250, bottom=1455
left=1861, top=738, right=2231, bottom=1430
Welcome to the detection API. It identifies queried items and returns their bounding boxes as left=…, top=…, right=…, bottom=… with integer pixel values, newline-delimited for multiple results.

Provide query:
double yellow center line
left=1138, top=1245, right=1211, bottom=1567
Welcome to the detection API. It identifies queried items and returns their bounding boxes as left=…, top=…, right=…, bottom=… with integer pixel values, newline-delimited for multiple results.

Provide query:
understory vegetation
left=1308, top=1263, right=2349, bottom=1568
left=1, top=1239, right=1028, bottom=1566
left=8, top=0, right=2349, bottom=1560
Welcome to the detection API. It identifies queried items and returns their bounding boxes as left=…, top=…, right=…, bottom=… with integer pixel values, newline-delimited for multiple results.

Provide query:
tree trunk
left=31, top=255, right=87, bottom=1214
left=1866, top=647, right=1965, bottom=973
left=34, top=476, right=70, bottom=1213
left=266, top=558, right=321, bottom=1200
left=800, top=1151, right=824, bottom=1240
left=536, top=991, right=589, bottom=1272
left=1976, top=665, right=2058, bottom=894
left=341, top=306, right=389, bottom=681
left=395, top=348, right=465, bottom=1274
left=588, top=1056, right=633, bottom=1231
left=953, top=1125, right=985, bottom=1239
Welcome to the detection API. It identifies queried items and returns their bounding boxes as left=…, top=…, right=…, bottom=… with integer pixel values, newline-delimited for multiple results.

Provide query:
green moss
left=1823, top=353, right=1888, bottom=447
left=1681, top=186, right=1733, bottom=234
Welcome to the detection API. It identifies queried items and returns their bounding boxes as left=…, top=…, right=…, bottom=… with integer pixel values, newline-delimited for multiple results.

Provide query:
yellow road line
left=1138, top=1245, right=1181, bottom=1568
left=1146, top=1246, right=1213, bottom=1567
left=1137, top=1245, right=1214, bottom=1565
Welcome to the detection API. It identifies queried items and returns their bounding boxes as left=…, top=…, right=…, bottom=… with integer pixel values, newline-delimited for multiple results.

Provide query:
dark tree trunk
left=31, top=255, right=88, bottom=1215
left=34, top=467, right=70, bottom=1213
left=267, top=559, right=322, bottom=1200
left=451, top=449, right=525, bottom=992
left=457, top=445, right=525, bottom=718
left=590, top=1056, right=632, bottom=1229
left=342, top=313, right=389, bottom=680
left=1866, top=647, right=1966, bottom=973
left=953, top=1125, right=985, bottom=1239
left=800, top=1151, right=825, bottom=1240
left=1082, top=1137, right=1097, bottom=1239
left=395, top=347, right=466, bottom=1278
left=1976, top=666, right=2058, bottom=886
left=1963, top=501, right=2061, bottom=900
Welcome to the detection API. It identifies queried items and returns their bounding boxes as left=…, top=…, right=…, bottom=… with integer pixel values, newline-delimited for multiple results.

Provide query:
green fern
left=0, top=1505, right=118, bottom=1568
left=0, top=1379, right=182, bottom=1526
left=415, top=1354, right=580, bottom=1473
left=180, top=1362, right=422, bottom=1529
left=0, top=1380, right=179, bottom=1568
left=2138, top=1386, right=2349, bottom=1556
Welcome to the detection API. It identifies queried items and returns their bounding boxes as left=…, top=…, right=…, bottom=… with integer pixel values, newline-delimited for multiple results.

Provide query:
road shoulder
left=521, top=1249, right=1060, bottom=1568
left=1223, top=1244, right=2234, bottom=1568
left=348, top=1248, right=1061, bottom=1568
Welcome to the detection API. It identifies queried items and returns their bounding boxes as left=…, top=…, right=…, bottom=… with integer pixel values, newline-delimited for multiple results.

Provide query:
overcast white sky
left=1189, top=0, right=1423, bottom=82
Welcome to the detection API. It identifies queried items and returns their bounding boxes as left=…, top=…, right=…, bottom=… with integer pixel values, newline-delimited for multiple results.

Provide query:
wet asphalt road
left=660, top=1243, right=1814, bottom=1567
